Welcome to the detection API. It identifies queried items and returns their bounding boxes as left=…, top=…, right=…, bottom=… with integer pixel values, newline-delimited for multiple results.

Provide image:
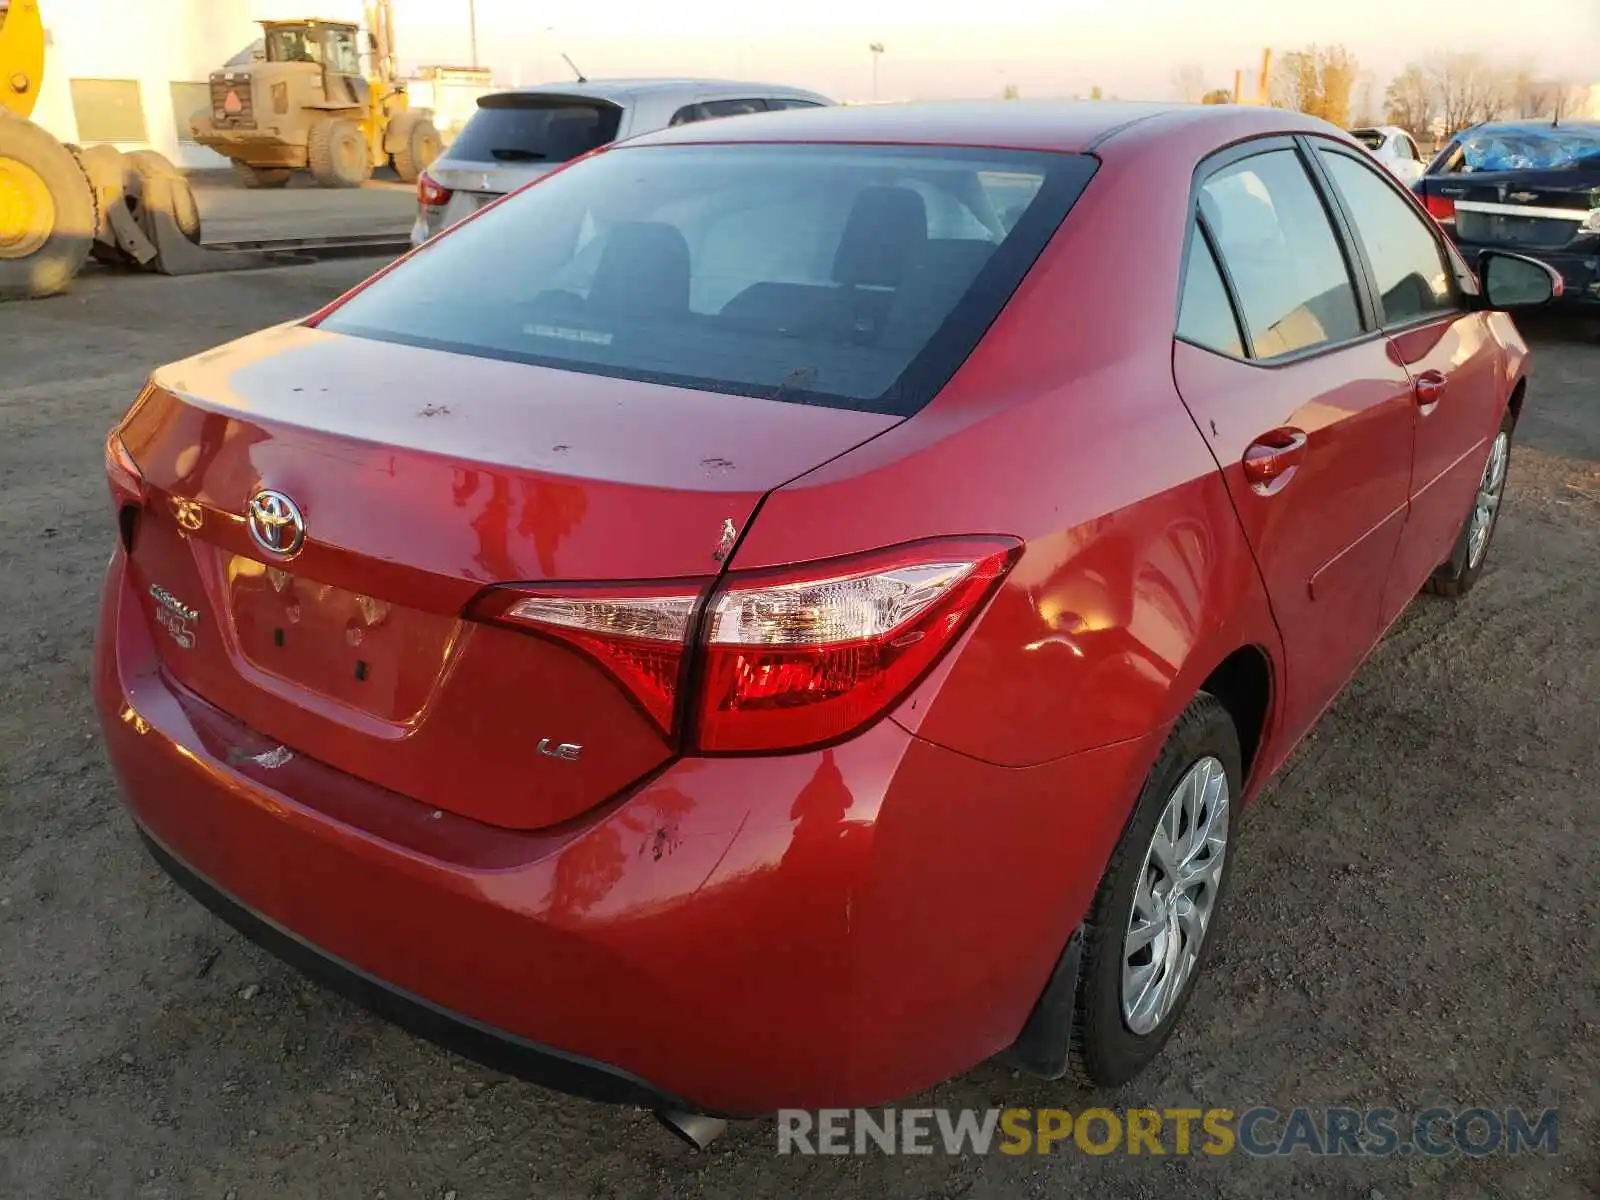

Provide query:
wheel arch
left=1197, top=644, right=1274, bottom=788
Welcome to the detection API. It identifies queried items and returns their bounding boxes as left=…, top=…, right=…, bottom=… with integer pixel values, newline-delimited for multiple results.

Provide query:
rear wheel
left=1425, top=408, right=1514, bottom=599
left=233, top=162, right=291, bottom=189
left=0, top=115, right=95, bottom=300
left=390, top=117, right=441, bottom=184
left=1071, top=693, right=1240, bottom=1087
left=308, top=119, right=369, bottom=188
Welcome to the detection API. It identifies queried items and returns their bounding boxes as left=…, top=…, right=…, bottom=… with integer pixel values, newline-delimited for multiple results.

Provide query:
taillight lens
left=106, top=431, right=142, bottom=504
left=417, top=169, right=452, bottom=208
left=470, top=583, right=703, bottom=733
left=471, top=538, right=1020, bottom=753
left=696, top=539, right=1020, bottom=752
left=1423, top=192, right=1456, bottom=223
left=105, top=431, right=144, bottom=552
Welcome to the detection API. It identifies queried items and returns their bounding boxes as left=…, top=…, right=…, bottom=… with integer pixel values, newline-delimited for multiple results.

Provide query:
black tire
left=1424, top=407, right=1514, bottom=599
left=122, top=150, right=202, bottom=245
left=390, top=117, right=441, bottom=183
left=308, top=118, right=370, bottom=188
left=233, top=162, right=291, bottom=189
left=1070, top=692, right=1242, bottom=1088
left=0, top=114, right=96, bottom=300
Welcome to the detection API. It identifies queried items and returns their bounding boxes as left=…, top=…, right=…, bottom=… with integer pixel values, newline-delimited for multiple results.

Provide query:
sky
left=254, top=0, right=1599, bottom=105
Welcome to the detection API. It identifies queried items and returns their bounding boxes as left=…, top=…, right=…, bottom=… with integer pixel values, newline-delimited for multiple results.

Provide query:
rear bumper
left=94, top=547, right=1153, bottom=1114
left=136, top=824, right=695, bottom=1111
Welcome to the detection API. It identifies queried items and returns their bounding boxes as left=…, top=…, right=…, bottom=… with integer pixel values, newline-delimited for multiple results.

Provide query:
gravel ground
left=1, top=265, right=1596, bottom=1199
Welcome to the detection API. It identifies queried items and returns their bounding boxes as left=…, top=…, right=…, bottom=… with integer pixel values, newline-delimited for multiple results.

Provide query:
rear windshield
left=1440, top=123, right=1600, bottom=173
left=318, top=144, right=1097, bottom=415
left=447, top=96, right=623, bottom=164
left=1350, top=129, right=1385, bottom=151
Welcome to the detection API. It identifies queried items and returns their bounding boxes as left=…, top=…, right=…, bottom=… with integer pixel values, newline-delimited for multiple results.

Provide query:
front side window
left=1199, top=149, right=1362, bottom=359
left=1318, top=149, right=1456, bottom=326
left=767, top=98, right=824, bottom=110
left=319, top=144, right=1097, bottom=415
left=326, top=29, right=361, bottom=74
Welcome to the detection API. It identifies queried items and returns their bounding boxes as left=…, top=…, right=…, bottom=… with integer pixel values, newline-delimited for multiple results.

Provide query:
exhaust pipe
left=655, top=1110, right=729, bottom=1150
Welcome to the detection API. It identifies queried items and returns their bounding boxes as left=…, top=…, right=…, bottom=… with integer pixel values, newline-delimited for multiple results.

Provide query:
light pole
left=868, top=42, right=885, bottom=103
left=467, top=0, right=479, bottom=68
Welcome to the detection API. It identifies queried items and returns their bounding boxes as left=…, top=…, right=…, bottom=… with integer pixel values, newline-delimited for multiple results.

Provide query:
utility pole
left=467, top=0, right=479, bottom=68
left=868, top=42, right=885, bottom=103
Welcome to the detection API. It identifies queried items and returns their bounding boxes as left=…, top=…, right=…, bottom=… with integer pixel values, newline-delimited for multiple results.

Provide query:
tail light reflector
left=695, top=540, right=1019, bottom=752
left=1423, top=193, right=1456, bottom=223
left=471, top=538, right=1020, bottom=753
left=105, top=431, right=144, bottom=552
left=417, top=169, right=452, bottom=208
left=470, top=584, right=702, bottom=733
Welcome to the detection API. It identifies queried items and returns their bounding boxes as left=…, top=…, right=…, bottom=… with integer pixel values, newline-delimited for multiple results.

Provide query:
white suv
left=411, top=78, right=834, bottom=246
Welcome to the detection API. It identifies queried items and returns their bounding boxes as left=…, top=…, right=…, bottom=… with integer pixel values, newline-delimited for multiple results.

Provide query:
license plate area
left=222, top=553, right=457, bottom=722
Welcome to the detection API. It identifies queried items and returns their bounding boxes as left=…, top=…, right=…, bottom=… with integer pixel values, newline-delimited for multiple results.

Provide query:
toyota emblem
left=246, top=489, right=306, bottom=558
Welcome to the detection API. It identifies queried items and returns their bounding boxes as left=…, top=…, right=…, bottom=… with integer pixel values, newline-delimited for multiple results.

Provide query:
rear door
left=1171, top=139, right=1416, bottom=750
left=1309, top=141, right=1506, bottom=624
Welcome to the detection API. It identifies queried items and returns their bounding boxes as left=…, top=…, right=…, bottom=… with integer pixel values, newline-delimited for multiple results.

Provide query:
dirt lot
left=1, top=264, right=1596, bottom=1199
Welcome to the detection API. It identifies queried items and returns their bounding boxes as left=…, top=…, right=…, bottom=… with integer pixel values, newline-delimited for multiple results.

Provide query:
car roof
left=1459, top=118, right=1600, bottom=135
left=488, top=78, right=830, bottom=104
left=623, top=100, right=1340, bottom=154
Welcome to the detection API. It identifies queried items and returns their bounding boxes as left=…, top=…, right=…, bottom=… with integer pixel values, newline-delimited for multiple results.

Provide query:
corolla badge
left=149, top=583, right=199, bottom=650
left=247, top=489, right=306, bottom=558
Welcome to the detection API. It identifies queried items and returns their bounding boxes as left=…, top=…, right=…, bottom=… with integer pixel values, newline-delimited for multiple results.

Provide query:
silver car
left=410, top=78, right=834, bottom=246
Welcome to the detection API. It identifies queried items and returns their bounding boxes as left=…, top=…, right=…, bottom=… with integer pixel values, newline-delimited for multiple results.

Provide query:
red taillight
left=417, top=169, right=451, bottom=208
left=695, top=540, right=1020, bottom=752
left=470, top=582, right=703, bottom=733
left=106, top=431, right=142, bottom=504
left=470, top=538, right=1021, bottom=754
left=1423, top=192, right=1456, bottom=223
left=105, top=431, right=143, bottom=551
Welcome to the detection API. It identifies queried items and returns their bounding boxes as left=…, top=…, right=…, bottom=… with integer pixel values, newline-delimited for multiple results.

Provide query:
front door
left=1172, top=141, right=1416, bottom=753
left=1310, top=144, right=1507, bottom=625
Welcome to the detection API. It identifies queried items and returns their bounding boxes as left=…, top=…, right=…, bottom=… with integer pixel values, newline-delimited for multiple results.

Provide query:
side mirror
left=1478, top=250, right=1563, bottom=311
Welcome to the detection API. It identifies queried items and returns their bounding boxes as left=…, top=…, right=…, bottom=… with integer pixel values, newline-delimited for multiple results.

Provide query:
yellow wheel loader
left=0, top=0, right=208, bottom=300
left=190, top=1, right=441, bottom=189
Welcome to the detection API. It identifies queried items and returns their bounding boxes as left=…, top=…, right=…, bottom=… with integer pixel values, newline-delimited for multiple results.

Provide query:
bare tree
left=1352, top=71, right=1380, bottom=127
left=1201, top=88, right=1233, bottom=105
left=1510, top=70, right=1590, bottom=121
left=1384, top=63, right=1436, bottom=136
left=1270, top=45, right=1359, bottom=125
left=1171, top=62, right=1206, bottom=104
left=1428, top=53, right=1508, bottom=134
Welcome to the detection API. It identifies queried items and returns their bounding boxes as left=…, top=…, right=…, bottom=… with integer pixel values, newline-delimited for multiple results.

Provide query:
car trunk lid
left=116, top=325, right=895, bottom=829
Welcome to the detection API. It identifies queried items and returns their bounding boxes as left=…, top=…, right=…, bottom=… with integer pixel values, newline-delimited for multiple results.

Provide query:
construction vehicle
left=189, top=1, right=441, bottom=189
left=1, top=0, right=214, bottom=300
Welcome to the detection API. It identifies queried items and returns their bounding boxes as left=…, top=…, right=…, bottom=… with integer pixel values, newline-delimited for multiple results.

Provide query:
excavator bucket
left=132, top=171, right=261, bottom=275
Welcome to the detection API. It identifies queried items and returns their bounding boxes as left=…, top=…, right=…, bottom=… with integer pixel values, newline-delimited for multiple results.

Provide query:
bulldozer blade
left=105, top=198, right=157, bottom=266
left=134, top=173, right=263, bottom=276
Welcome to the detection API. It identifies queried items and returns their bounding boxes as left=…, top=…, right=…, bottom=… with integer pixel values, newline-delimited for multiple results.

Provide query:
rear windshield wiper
left=489, top=148, right=549, bottom=162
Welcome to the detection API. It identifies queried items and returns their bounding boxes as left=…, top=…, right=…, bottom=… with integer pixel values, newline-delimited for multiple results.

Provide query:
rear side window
left=1177, top=231, right=1244, bottom=357
left=1199, top=150, right=1362, bottom=359
left=701, top=98, right=767, bottom=119
left=449, top=96, right=622, bottom=164
left=1317, top=149, right=1456, bottom=326
left=319, top=144, right=1098, bottom=415
left=767, top=98, right=824, bottom=110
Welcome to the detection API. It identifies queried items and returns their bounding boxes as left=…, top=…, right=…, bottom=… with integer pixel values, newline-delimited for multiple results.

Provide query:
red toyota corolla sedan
left=94, top=102, right=1558, bottom=1133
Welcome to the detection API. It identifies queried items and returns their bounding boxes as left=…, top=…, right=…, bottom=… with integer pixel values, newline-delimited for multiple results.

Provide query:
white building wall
left=30, top=0, right=259, bottom=169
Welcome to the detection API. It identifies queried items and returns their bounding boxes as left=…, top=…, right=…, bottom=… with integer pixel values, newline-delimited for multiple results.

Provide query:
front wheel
left=1425, top=408, right=1514, bottom=599
left=1071, top=693, right=1240, bottom=1087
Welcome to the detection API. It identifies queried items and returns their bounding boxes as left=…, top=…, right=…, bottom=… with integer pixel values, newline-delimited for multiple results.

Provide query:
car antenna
left=562, top=53, right=587, bottom=84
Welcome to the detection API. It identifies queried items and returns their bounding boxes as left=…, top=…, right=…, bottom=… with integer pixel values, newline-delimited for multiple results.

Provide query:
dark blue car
left=1413, top=120, right=1600, bottom=307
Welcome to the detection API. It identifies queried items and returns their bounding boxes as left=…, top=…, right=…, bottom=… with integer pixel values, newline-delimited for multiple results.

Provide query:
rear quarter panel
left=733, top=119, right=1285, bottom=775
